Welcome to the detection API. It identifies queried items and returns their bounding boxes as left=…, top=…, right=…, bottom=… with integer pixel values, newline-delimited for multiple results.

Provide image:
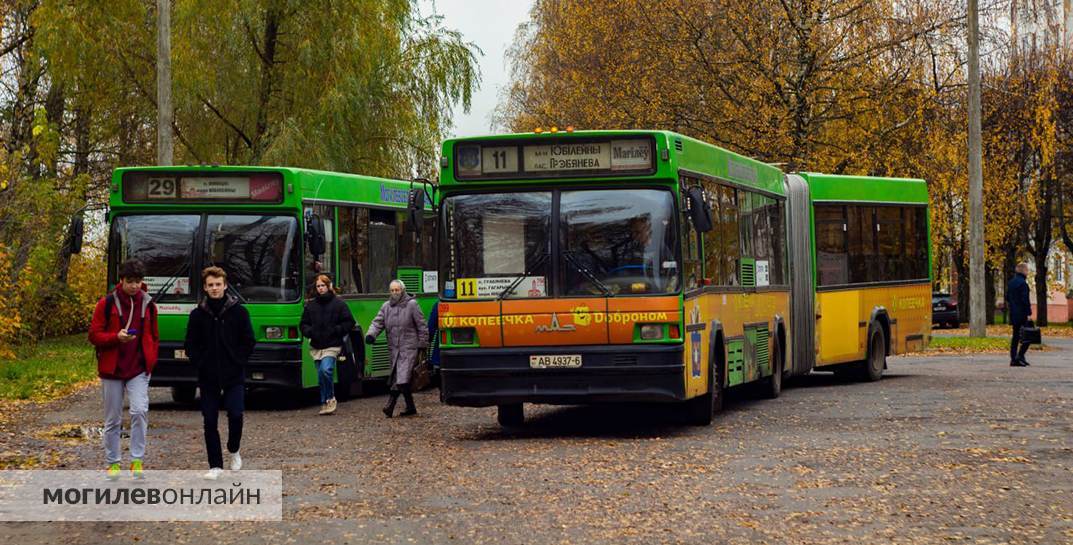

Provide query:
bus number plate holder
left=530, top=355, right=581, bottom=369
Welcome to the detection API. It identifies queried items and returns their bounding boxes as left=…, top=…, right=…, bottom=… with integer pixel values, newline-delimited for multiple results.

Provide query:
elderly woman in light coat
left=366, top=279, right=429, bottom=417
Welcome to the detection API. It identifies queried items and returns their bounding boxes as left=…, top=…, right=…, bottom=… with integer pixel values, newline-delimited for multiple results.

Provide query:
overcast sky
left=420, top=0, right=535, bottom=137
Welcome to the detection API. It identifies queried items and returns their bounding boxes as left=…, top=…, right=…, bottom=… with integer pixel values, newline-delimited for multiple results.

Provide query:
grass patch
left=930, top=336, right=1012, bottom=351
left=924, top=335, right=1049, bottom=355
left=0, top=334, right=96, bottom=401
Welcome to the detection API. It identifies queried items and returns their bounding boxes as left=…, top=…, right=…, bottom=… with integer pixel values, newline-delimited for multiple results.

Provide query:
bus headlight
left=451, top=328, right=476, bottom=345
left=265, top=326, right=284, bottom=339
left=639, top=324, right=663, bottom=340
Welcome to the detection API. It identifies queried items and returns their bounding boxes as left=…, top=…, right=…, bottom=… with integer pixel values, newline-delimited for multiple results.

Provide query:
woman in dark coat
left=300, top=274, right=356, bottom=415
left=366, top=279, right=428, bottom=417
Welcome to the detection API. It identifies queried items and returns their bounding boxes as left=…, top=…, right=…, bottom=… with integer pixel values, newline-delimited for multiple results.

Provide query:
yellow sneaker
left=130, top=459, right=144, bottom=479
left=106, top=462, right=121, bottom=481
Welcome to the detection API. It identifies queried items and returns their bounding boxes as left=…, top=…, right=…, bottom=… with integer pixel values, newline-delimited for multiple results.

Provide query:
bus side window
left=814, top=205, right=848, bottom=286
left=719, top=185, right=740, bottom=286
left=337, top=206, right=369, bottom=295
left=368, top=209, right=398, bottom=293
left=304, top=205, right=335, bottom=292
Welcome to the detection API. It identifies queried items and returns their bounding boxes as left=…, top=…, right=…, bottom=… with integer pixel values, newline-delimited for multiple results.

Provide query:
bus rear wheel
left=497, top=403, right=524, bottom=427
left=859, top=327, right=886, bottom=382
left=760, top=335, right=783, bottom=399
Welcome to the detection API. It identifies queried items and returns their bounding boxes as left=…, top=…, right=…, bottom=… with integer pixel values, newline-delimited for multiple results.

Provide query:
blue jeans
left=316, top=356, right=336, bottom=403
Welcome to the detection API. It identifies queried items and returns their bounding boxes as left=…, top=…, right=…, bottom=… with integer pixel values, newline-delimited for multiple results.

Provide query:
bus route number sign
left=146, top=177, right=178, bottom=199
left=455, top=138, right=654, bottom=179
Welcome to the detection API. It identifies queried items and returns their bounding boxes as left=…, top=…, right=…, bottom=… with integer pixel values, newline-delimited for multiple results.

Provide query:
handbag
left=1020, top=320, right=1042, bottom=345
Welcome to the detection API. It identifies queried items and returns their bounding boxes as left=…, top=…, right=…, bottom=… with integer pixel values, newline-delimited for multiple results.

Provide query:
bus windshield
left=110, top=214, right=301, bottom=303
left=441, top=192, right=552, bottom=299
left=204, top=215, right=301, bottom=303
left=440, top=188, right=679, bottom=298
left=110, top=215, right=200, bottom=302
left=560, top=189, right=678, bottom=295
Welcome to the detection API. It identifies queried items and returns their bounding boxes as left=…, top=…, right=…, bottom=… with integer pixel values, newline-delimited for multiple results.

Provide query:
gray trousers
left=101, top=373, right=150, bottom=464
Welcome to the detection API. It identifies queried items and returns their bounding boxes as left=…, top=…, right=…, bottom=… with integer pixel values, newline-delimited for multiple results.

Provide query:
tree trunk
left=250, top=8, right=280, bottom=163
left=985, top=265, right=996, bottom=325
left=953, top=246, right=969, bottom=324
left=1034, top=263, right=1049, bottom=327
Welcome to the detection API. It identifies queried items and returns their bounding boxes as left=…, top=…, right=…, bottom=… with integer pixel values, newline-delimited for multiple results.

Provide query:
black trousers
left=1010, top=322, right=1030, bottom=362
left=199, top=382, right=244, bottom=469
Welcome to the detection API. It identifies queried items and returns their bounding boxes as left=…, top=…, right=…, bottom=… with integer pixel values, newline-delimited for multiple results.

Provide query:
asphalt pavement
left=2, top=340, right=1071, bottom=544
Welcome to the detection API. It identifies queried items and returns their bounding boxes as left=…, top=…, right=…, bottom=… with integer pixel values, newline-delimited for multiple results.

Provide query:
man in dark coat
left=1005, top=262, right=1032, bottom=367
left=184, top=266, right=256, bottom=479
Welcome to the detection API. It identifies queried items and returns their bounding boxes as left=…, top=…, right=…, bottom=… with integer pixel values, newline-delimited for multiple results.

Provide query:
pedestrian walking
left=88, top=259, right=159, bottom=479
left=299, top=274, right=356, bottom=416
left=1006, top=262, right=1032, bottom=367
left=366, top=280, right=428, bottom=417
left=184, top=266, right=256, bottom=480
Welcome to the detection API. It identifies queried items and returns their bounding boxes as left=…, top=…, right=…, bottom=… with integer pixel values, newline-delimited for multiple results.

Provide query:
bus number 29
left=148, top=178, right=177, bottom=198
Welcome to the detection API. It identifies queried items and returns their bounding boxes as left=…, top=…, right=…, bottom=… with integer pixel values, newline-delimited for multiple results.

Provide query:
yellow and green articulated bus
left=428, top=130, right=930, bottom=427
left=105, top=166, right=437, bottom=402
left=786, top=172, right=932, bottom=379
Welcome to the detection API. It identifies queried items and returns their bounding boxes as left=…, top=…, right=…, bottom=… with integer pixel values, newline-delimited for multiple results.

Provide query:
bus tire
left=860, top=326, right=886, bottom=382
left=760, top=334, right=783, bottom=399
left=171, top=385, right=196, bottom=405
left=497, top=404, right=524, bottom=427
left=686, top=351, right=722, bottom=426
left=335, top=359, right=360, bottom=401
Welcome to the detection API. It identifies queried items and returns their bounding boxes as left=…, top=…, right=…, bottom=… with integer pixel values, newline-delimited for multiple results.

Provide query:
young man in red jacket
left=88, top=259, right=159, bottom=479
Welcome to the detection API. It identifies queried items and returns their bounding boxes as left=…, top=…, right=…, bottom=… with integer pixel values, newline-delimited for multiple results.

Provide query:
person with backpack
left=88, top=259, right=159, bottom=480
left=184, top=266, right=256, bottom=480
left=299, top=274, right=356, bottom=416
left=366, top=280, right=428, bottom=417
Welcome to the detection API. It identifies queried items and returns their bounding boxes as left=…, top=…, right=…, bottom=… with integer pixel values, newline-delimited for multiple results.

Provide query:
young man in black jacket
left=184, top=266, right=256, bottom=480
left=1006, top=262, right=1032, bottom=367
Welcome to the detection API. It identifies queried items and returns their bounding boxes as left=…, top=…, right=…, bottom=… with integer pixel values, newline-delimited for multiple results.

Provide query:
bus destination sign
left=122, top=172, right=283, bottom=203
left=455, top=138, right=654, bottom=179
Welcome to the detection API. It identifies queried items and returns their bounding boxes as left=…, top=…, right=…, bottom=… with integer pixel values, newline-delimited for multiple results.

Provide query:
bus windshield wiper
left=151, top=230, right=198, bottom=302
left=561, top=250, right=613, bottom=297
left=227, top=282, right=248, bottom=305
left=497, top=251, right=549, bottom=300
left=152, top=262, right=189, bottom=302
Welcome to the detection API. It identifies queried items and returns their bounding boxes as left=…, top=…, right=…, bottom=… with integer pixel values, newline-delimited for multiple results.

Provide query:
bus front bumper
left=439, top=344, right=685, bottom=407
left=150, top=342, right=304, bottom=389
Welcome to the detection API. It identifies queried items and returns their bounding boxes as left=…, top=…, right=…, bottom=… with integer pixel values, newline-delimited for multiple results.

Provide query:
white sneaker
left=230, top=451, right=242, bottom=471
left=325, top=397, right=337, bottom=415
left=203, top=467, right=223, bottom=480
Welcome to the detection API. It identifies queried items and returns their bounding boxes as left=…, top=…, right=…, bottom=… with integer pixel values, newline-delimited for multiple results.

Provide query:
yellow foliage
left=0, top=245, right=23, bottom=359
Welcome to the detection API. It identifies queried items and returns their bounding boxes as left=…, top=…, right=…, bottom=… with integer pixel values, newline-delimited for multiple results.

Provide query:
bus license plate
left=530, top=355, right=581, bottom=369
left=174, top=349, right=188, bottom=360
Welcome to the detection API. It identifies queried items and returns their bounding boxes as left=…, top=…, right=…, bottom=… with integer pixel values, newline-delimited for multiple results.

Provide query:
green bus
left=427, top=130, right=931, bottom=426
left=105, top=166, right=436, bottom=402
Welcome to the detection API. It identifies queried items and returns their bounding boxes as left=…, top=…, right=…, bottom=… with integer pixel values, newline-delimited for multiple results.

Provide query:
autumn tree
left=0, top=0, right=480, bottom=346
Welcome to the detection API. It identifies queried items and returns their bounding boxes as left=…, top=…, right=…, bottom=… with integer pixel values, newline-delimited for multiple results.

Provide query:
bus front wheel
left=171, top=385, right=196, bottom=405
left=686, top=355, right=722, bottom=426
left=497, top=404, right=524, bottom=427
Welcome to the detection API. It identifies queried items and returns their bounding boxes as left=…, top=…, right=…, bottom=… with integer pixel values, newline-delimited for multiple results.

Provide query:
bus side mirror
left=686, top=187, right=713, bottom=232
left=306, top=213, right=326, bottom=257
left=65, top=213, right=85, bottom=256
left=408, top=189, right=425, bottom=235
